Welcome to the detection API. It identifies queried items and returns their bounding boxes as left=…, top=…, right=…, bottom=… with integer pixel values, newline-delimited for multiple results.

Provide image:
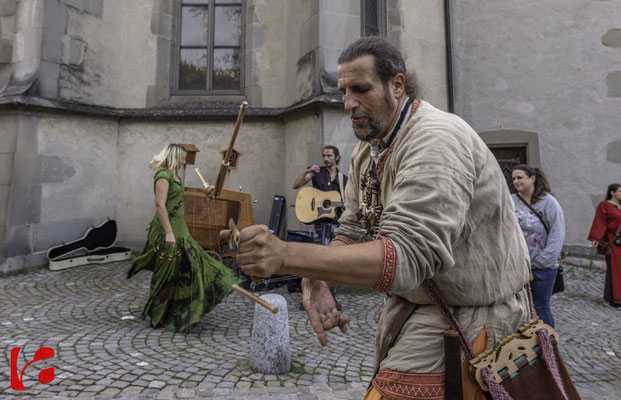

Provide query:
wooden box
left=179, top=143, right=200, bottom=165
left=183, top=187, right=240, bottom=250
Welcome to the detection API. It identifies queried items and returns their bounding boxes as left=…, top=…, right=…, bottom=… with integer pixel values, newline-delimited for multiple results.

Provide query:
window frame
left=170, top=0, right=245, bottom=95
left=360, top=0, right=387, bottom=37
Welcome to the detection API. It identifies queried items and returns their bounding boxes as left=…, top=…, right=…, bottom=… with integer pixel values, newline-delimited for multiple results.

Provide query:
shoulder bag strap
left=516, top=193, right=550, bottom=234
left=421, top=279, right=569, bottom=400
left=370, top=300, right=418, bottom=385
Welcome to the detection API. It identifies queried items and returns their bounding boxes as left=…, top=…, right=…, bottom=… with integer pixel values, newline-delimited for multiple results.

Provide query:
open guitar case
left=47, top=219, right=132, bottom=271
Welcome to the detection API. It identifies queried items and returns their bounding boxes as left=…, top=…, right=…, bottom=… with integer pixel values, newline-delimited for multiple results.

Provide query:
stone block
left=16, top=114, right=38, bottom=153
left=42, top=29, right=63, bottom=63
left=154, top=36, right=171, bottom=83
left=154, top=0, right=173, bottom=16
left=607, top=139, right=621, bottom=164
left=12, top=152, right=41, bottom=185
left=0, top=1, right=17, bottom=16
left=151, top=12, right=172, bottom=38
left=602, top=28, right=621, bottom=48
left=61, top=0, right=83, bottom=10
left=0, top=115, right=18, bottom=153
left=27, top=184, right=41, bottom=224
left=320, top=0, right=359, bottom=16
left=250, top=294, right=290, bottom=375
left=62, top=35, right=87, bottom=66
left=43, top=0, right=68, bottom=33
left=38, top=60, right=60, bottom=98
left=299, top=14, right=319, bottom=56
left=5, top=223, right=32, bottom=256
left=0, top=154, right=13, bottom=185
left=0, top=184, right=9, bottom=225
left=606, top=71, right=621, bottom=98
left=83, top=0, right=103, bottom=17
left=0, top=38, right=12, bottom=63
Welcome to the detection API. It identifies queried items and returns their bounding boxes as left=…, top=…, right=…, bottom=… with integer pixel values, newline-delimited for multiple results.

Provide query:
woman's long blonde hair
left=149, top=144, right=186, bottom=176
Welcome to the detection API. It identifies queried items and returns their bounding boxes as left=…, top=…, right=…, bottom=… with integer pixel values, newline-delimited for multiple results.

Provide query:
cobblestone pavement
left=0, top=259, right=619, bottom=399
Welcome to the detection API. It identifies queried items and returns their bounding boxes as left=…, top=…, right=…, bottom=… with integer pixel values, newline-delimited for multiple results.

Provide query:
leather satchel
left=421, top=280, right=581, bottom=400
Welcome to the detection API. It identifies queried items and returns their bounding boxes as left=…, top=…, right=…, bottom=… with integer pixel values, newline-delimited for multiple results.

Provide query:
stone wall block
left=320, top=0, right=359, bottom=15
left=5, top=224, right=32, bottom=257
left=606, top=70, right=621, bottom=97
left=37, top=60, right=60, bottom=99
left=0, top=154, right=14, bottom=185
left=0, top=1, right=17, bottom=16
left=43, top=0, right=67, bottom=33
left=27, top=184, right=41, bottom=224
left=602, top=28, right=621, bottom=47
left=319, top=13, right=359, bottom=50
left=154, top=0, right=173, bottom=16
left=0, top=184, right=9, bottom=225
left=61, top=0, right=83, bottom=11
left=607, top=139, right=621, bottom=164
left=62, top=35, right=86, bottom=66
left=83, top=0, right=103, bottom=17
left=299, top=14, right=319, bottom=57
left=8, top=185, right=27, bottom=226
left=41, top=29, right=63, bottom=63
left=0, top=38, right=12, bottom=63
left=0, top=115, right=18, bottom=153
left=12, top=153, right=41, bottom=186
left=155, top=36, right=170, bottom=83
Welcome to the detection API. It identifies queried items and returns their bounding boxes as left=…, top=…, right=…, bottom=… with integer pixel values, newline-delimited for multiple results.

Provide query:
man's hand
left=220, top=225, right=285, bottom=278
left=302, top=278, right=350, bottom=346
left=307, top=164, right=320, bottom=175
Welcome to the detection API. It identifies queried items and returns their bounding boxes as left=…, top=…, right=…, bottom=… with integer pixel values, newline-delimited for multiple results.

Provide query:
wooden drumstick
left=232, top=284, right=278, bottom=314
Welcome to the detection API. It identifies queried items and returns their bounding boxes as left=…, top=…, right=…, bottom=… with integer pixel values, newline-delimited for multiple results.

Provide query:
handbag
left=516, top=194, right=565, bottom=293
left=596, top=224, right=621, bottom=255
left=421, top=279, right=581, bottom=400
left=552, top=252, right=567, bottom=294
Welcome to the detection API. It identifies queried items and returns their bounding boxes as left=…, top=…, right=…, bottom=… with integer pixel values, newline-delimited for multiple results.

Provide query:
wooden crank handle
left=232, top=284, right=278, bottom=314
left=194, top=168, right=214, bottom=195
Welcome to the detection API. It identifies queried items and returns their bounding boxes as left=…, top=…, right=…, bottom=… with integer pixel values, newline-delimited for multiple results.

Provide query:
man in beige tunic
left=227, top=37, right=531, bottom=399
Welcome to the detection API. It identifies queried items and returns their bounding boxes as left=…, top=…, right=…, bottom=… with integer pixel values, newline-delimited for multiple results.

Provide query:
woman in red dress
left=588, top=183, right=621, bottom=308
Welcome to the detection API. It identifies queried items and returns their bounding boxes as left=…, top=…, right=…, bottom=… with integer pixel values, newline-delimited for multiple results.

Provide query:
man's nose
left=343, top=92, right=358, bottom=111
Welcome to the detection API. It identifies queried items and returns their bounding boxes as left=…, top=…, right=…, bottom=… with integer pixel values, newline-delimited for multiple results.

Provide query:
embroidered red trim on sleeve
left=332, top=235, right=354, bottom=245
left=373, top=236, right=397, bottom=292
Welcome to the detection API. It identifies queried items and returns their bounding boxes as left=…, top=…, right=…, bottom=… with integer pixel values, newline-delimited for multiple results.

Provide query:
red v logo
left=10, top=347, right=55, bottom=391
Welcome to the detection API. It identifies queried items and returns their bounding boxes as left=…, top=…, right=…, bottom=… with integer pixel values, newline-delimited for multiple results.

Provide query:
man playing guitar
left=292, top=145, right=348, bottom=245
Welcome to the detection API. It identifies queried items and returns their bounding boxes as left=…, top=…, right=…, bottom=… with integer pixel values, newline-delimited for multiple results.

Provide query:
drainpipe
left=444, top=0, right=454, bottom=113
left=0, top=0, right=45, bottom=96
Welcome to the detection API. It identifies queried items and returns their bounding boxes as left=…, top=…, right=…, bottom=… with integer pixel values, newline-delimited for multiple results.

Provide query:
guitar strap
left=338, top=171, right=346, bottom=204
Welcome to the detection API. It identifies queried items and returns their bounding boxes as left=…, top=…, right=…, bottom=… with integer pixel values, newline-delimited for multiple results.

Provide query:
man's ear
left=390, top=73, right=405, bottom=98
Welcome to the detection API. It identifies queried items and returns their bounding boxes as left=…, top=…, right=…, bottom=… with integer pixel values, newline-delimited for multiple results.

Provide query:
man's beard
left=351, top=90, right=397, bottom=142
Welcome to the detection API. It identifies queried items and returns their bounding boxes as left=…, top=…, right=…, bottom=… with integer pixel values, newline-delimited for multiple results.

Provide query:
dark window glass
left=179, top=49, right=207, bottom=90
left=176, top=0, right=242, bottom=93
left=364, top=0, right=379, bottom=36
left=212, top=48, right=240, bottom=90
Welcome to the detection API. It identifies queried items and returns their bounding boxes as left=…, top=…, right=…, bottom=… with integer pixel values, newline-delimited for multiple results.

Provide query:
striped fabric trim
left=373, top=236, right=396, bottom=292
left=332, top=235, right=354, bottom=245
left=372, top=370, right=445, bottom=400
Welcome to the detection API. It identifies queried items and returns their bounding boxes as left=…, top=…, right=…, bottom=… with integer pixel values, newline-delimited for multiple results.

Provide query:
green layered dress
left=128, top=170, right=240, bottom=332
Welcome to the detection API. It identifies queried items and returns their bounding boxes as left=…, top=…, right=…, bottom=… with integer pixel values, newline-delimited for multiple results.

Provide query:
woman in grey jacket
left=511, top=165, right=565, bottom=327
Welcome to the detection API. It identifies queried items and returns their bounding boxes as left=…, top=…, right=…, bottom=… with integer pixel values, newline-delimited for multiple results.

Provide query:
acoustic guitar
left=295, top=187, right=345, bottom=223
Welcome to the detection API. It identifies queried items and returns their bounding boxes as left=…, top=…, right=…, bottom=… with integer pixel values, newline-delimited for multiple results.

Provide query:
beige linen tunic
left=334, top=100, right=531, bottom=373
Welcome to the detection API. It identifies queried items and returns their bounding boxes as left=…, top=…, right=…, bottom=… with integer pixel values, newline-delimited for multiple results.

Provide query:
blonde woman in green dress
left=128, top=144, right=240, bottom=332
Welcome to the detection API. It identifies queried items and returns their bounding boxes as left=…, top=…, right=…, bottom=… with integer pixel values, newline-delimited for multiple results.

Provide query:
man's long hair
left=512, top=164, right=553, bottom=204
left=338, top=36, right=420, bottom=99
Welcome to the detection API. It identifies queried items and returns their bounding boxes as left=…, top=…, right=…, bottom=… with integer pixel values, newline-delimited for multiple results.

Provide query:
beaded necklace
left=357, top=99, right=419, bottom=239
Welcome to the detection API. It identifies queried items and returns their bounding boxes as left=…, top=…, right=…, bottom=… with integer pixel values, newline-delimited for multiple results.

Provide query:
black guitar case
left=47, top=219, right=132, bottom=271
